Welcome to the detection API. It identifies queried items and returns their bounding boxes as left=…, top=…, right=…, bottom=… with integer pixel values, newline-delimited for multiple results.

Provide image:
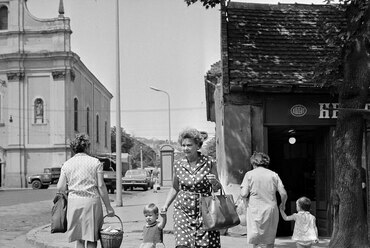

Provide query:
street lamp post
left=149, top=86, right=171, bottom=143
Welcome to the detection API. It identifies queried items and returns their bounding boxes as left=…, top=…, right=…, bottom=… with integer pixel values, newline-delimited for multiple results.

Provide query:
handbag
left=200, top=182, right=240, bottom=231
left=51, top=192, right=68, bottom=233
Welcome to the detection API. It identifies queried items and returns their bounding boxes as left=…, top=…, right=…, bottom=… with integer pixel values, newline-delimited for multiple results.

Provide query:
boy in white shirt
left=280, top=196, right=319, bottom=248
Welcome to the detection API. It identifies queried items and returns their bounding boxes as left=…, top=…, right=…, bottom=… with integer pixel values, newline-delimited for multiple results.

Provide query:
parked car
left=44, top=167, right=61, bottom=184
left=122, top=169, right=153, bottom=191
left=27, top=167, right=61, bottom=189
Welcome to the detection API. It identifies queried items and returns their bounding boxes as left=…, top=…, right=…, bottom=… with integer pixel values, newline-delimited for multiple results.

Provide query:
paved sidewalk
left=25, top=187, right=330, bottom=248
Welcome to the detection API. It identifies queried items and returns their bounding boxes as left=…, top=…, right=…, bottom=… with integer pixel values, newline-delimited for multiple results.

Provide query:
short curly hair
left=178, top=127, right=203, bottom=147
left=70, top=133, right=90, bottom=154
left=250, top=151, right=270, bottom=167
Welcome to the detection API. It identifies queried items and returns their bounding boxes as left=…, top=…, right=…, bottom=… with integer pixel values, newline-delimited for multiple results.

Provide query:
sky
left=26, top=0, right=325, bottom=141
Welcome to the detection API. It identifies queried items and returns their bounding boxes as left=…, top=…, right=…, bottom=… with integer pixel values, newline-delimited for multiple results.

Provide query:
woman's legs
left=86, top=241, right=97, bottom=248
left=75, top=240, right=97, bottom=248
left=75, top=240, right=84, bottom=248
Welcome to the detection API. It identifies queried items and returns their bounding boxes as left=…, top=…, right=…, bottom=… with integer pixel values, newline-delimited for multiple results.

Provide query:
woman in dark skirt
left=57, top=133, right=115, bottom=248
left=162, top=128, right=221, bottom=248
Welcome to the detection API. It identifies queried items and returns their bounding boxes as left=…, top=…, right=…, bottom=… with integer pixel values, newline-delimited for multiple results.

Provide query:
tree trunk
left=330, top=38, right=369, bottom=247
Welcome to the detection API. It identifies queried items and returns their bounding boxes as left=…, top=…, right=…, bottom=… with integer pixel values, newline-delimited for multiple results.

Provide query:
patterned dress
left=61, top=153, right=103, bottom=242
left=173, top=153, right=221, bottom=248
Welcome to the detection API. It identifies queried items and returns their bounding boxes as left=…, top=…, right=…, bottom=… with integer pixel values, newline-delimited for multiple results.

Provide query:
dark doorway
left=268, top=126, right=325, bottom=236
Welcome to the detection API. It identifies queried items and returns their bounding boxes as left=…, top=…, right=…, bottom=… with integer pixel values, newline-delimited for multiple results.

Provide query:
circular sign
left=290, top=104, right=307, bottom=117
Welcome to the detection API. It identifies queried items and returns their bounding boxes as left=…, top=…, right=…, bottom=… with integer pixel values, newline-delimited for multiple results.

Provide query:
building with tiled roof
left=205, top=1, right=356, bottom=237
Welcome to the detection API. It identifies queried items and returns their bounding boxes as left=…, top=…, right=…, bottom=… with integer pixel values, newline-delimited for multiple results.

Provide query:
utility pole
left=115, top=0, right=122, bottom=207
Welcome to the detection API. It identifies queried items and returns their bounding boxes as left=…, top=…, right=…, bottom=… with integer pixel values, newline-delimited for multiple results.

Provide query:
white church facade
left=0, top=0, right=113, bottom=188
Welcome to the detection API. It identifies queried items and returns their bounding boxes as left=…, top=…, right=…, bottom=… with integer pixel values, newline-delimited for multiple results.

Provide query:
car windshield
left=125, top=170, right=145, bottom=176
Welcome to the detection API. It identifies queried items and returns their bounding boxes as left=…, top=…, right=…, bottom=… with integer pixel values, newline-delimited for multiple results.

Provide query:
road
left=0, top=186, right=158, bottom=248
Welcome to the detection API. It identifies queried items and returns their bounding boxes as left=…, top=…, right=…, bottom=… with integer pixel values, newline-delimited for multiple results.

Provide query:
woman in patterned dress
left=161, top=128, right=222, bottom=248
left=57, top=133, right=115, bottom=248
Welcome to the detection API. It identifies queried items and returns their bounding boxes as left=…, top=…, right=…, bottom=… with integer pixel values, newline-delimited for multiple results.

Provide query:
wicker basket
left=100, top=215, right=124, bottom=248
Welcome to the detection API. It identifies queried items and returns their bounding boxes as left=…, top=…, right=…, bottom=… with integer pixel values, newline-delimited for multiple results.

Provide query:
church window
left=104, top=121, right=108, bottom=148
left=34, top=98, right=44, bottom=124
left=96, top=114, right=99, bottom=143
left=86, top=107, right=90, bottom=135
left=0, top=94, right=3, bottom=123
left=0, top=6, right=8, bottom=30
left=74, top=98, right=78, bottom=131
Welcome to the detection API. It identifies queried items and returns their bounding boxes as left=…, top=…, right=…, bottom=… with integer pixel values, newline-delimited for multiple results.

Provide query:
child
left=279, top=196, right=319, bottom=248
left=139, top=203, right=167, bottom=248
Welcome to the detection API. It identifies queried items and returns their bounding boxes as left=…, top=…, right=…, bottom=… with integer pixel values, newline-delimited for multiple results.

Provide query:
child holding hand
left=139, top=203, right=167, bottom=248
left=280, top=196, right=319, bottom=248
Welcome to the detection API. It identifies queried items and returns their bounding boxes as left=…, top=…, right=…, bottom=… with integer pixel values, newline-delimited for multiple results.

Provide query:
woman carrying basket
left=57, top=133, right=115, bottom=248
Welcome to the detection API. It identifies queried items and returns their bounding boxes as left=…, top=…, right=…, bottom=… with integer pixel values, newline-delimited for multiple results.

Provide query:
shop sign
left=265, top=95, right=370, bottom=125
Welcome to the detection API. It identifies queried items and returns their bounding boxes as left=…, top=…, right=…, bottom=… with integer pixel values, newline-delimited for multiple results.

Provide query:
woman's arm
left=279, top=207, right=295, bottom=221
left=240, top=173, right=250, bottom=198
left=162, top=168, right=179, bottom=211
left=97, top=170, right=115, bottom=217
left=56, top=170, right=67, bottom=193
left=208, top=161, right=222, bottom=191
left=158, top=211, right=167, bottom=230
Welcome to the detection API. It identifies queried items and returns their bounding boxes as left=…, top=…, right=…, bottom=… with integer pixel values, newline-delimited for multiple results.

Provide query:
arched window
left=0, top=6, right=8, bottom=30
left=104, top=121, right=108, bottom=148
left=96, top=114, right=99, bottom=143
left=34, top=98, right=44, bottom=124
left=86, top=107, right=90, bottom=135
left=74, top=98, right=78, bottom=131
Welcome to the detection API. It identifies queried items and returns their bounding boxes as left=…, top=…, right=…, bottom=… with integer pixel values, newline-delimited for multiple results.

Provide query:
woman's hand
left=206, top=174, right=221, bottom=190
left=106, top=206, right=115, bottom=217
left=160, top=206, right=168, bottom=213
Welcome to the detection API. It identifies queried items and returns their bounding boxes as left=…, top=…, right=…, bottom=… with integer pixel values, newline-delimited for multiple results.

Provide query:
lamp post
left=149, top=86, right=171, bottom=143
left=115, top=0, right=122, bottom=207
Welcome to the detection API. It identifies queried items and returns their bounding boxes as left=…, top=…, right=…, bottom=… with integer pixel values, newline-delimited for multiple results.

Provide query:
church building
left=0, top=0, right=113, bottom=188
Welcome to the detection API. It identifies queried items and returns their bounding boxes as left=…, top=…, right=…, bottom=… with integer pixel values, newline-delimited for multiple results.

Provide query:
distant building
left=0, top=0, right=113, bottom=188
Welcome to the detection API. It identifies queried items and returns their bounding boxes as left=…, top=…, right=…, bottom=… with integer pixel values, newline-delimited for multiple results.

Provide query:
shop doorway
left=268, top=126, right=333, bottom=237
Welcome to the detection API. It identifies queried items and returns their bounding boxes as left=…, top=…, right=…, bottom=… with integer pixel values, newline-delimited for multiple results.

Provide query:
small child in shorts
left=139, top=203, right=167, bottom=248
left=280, top=196, right=319, bottom=248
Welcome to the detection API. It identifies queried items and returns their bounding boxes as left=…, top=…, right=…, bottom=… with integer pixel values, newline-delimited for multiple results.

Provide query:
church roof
left=223, top=2, right=344, bottom=93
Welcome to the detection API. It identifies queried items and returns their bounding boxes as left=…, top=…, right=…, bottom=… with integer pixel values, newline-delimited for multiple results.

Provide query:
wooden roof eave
left=229, top=83, right=336, bottom=94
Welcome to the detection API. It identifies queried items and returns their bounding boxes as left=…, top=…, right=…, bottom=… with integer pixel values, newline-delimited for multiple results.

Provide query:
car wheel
left=143, top=185, right=148, bottom=191
left=31, top=180, right=42, bottom=189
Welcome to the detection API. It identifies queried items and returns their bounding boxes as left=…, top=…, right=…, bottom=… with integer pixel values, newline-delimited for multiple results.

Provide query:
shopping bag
left=51, top=192, right=68, bottom=233
left=200, top=183, right=240, bottom=231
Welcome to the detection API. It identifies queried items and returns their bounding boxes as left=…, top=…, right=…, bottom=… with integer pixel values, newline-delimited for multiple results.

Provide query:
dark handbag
left=51, top=192, right=68, bottom=233
left=200, top=182, right=240, bottom=231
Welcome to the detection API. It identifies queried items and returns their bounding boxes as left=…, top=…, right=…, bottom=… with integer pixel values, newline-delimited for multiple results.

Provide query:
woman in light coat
left=240, top=151, right=288, bottom=248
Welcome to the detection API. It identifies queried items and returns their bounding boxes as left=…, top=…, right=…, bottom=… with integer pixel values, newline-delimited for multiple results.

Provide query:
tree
left=110, top=126, right=134, bottom=153
left=187, top=0, right=370, bottom=246
left=201, top=136, right=216, bottom=160
left=184, top=0, right=221, bottom=8
left=327, top=1, right=370, bottom=246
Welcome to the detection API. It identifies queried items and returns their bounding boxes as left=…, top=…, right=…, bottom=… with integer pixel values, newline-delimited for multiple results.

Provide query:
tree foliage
left=184, top=0, right=221, bottom=9
left=110, top=126, right=134, bottom=153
